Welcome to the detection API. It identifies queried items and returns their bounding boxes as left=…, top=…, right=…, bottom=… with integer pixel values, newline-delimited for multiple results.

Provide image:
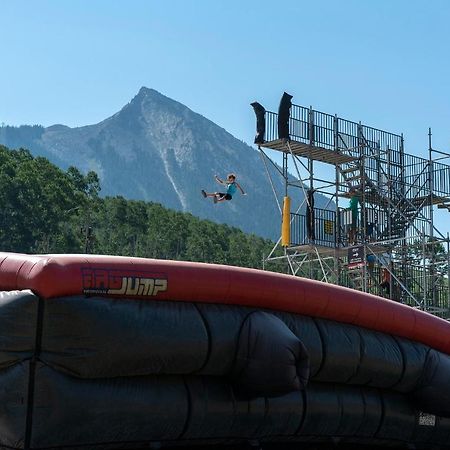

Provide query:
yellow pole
left=281, top=196, right=291, bottom=247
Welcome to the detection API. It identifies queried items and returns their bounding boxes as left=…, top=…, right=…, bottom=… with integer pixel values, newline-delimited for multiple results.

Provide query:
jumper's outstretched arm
left=215, top=175, right=225, bottom=185
left=236, top=182, right=246, bottom=195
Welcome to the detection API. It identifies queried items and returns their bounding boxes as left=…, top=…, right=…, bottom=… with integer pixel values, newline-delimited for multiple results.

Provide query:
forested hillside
left=0, top=145, right=281, bottom=269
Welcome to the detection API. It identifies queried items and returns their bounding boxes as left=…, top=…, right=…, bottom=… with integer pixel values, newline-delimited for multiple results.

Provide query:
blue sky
left=2, top=0, right=450, bottom=230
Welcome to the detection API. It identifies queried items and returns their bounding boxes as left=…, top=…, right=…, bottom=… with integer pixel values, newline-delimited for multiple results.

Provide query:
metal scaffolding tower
left=254, top=96, right=450, bottom=318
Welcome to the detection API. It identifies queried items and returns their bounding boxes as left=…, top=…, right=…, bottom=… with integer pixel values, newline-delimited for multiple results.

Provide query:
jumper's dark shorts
left=218, top=193, right=232, bottom=200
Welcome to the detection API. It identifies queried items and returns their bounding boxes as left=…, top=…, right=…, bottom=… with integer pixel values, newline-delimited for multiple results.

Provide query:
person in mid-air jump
left=202, top=173, right=246, bottom=203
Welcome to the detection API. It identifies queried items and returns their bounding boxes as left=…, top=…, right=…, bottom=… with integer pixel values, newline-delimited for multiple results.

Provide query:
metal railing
left=264, top=104, right=403, bottom=153
left=290, top=208, right=336, bottom=247
left=263, top=104, right=450, bottom=199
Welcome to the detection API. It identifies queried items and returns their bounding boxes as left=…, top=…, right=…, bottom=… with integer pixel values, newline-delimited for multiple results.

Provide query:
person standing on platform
left=348, top=188, right=359, bottom=245
left=380, top=266, right=392, bottom=297
left=306, top=188, right=315, bottom=241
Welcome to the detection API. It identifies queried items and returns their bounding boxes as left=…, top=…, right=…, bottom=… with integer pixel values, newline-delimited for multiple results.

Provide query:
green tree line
left=0, top=145, right=282, bottom=270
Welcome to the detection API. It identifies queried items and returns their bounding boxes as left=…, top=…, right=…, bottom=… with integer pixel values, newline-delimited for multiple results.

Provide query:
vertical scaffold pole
left=422, top=231, right=427, bottom=311
left=308, top=106, right=314, bottom=280
left=283, top=150, right=289, bottom=273
left=428, top=128, right=436, bottom=307
left=357, top=122, right=367, bottom=292
left=334, top=114, right=340, bottom=284
left=447, top=233, right=450, bottom=311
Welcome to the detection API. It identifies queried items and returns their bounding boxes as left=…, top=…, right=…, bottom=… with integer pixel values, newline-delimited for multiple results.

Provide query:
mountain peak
left=136, top=86, right=159, bottom=97
left=129, top=87, right=179, bottom=110
left=134, top=87, right=170, bottom=104
left=127, top=87, right=196, bottom=121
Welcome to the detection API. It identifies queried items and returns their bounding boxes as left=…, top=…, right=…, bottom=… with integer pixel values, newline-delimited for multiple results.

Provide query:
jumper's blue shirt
left=226, top=182, right=237, bottom=196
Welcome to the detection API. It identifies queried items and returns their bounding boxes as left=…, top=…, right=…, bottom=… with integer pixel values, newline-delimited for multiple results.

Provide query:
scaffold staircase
left=338, top=142, right=428, bottom=246
left=381, top=197, right=420, bottom=242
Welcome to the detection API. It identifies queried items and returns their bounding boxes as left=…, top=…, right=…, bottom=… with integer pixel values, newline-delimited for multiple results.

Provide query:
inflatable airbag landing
left=3, top=253, right=450, bottom=449
left=414, top=349, right=450, bottom=417
left=231, top=312, right=309, bottom=397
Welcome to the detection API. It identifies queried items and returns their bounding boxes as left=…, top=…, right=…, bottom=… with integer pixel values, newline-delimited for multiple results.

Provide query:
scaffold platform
left=259, top=139, right=356, bottom=165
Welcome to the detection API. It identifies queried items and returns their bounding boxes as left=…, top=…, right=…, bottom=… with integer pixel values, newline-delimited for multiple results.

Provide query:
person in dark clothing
left=306, top=189, right=315, bottom=240
left=348, top=188, right=359, bottom=244
left=380, top=267, right=391, bottom=296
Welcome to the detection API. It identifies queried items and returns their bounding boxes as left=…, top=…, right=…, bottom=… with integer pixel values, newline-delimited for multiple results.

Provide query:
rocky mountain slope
left=0, top=88, right=327, bottom=240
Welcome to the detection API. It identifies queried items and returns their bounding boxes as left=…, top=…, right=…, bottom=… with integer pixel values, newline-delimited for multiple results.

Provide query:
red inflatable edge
left=1, top=252, right=450, bottom=354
